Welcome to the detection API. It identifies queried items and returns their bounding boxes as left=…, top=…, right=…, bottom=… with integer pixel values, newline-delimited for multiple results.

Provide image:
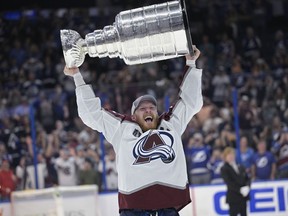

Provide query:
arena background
left=0, top=0, right=288, bottom=215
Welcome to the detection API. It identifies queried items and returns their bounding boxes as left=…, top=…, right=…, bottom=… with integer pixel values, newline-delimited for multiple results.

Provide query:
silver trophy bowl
left=61, top=0, right=193, bottom=67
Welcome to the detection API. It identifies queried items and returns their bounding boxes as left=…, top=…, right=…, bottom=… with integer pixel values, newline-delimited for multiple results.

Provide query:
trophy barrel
left=114, top=0, right=194, bottom=65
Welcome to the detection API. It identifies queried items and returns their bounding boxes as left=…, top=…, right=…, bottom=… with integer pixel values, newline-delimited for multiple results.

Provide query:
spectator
left=211, top=65, right=231, bottom=106
left=15, top=156, right=28, bottom=190
left=16, top=153, right=48, bottom=190
left=238, top=95, right=253, bottom=131
left=271, top=128, right=288, bottom=179
left=261, top=98, right=279, bottom=126
left=25, top=153, right=48, bottom=189
left=219, top=123, right=236, bottom=148
left=251, top=140, right=276, bottom=181
left=9, top=41, right=27, bottom=67
left=218, top=33, right=235, bottom=61
left=21, top=69, right=43, bottom=102
left=78, top=126, right=98, bottom=147
left=13, top=96, right=29, bottom=118
left=86, top=148, right=103, bottom=191
left=230, top=55, right=246, bottom=89
left=202, top=106, right=224, bottom=134
left=271, top=116, right=284, bottom=143
left=0, top=143, right=9, bottom=166
left=241, top=26, right=262, bottom=60
left=198, top=35, right=215, bottom=71
left=75, top=145, right=86, bottom=171
left=105, top=147, right=118, bottom=191
left=86, top=146, right=103, bottom=171
left=37, top=93, right=55, bottom=133
left=207, top=147, right=224, bottom=184
left=186, top=132, right=211, bottom=185
left=273, top=30, right=287, bottom=56
left=78, top=157, right=100, bottom=188
left=236, top=136, right=255, bottom=175
left=0, top=160, right=17, bottom=201
left=238, top=95, right=256, bottom=145
left=219, top=100, right=233, bottom=122
left=221, top=147, right=251, bottom=216
left=51, top=84, right=69, bottom=121
left=54, top=147, right=78, bottom=186
left=44, top=133, right=60, bottom=187
left=54, top=120, right=68, bottom=143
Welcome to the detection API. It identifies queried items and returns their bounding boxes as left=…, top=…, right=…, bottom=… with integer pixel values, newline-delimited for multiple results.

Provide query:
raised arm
left=167, top=46, right=203, bottom=135
left=64, top=66, right=122, bottom=145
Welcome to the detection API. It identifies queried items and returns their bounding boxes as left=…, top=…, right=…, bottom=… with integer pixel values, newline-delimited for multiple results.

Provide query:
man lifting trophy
left=61, top=1, right=203, bottom=215
left=60, top=0, right=194, bottom=67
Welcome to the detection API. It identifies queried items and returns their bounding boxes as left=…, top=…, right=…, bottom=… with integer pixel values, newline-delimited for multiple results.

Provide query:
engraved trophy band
left=60, top=0, right=193, bottom=67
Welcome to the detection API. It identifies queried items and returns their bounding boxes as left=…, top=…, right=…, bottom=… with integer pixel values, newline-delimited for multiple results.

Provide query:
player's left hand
left=185, top=45, right=201, bottom=61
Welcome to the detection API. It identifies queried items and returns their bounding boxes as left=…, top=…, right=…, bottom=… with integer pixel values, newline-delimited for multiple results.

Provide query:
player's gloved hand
left=240, top=186, right=250, bottom=197
left=63, top=66, right=80, bottom=77
left=186, top=45, right=201, bottom=66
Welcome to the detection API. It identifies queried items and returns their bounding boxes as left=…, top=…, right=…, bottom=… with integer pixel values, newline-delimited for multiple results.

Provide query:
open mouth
left=144, top=116, right=153, bottom=123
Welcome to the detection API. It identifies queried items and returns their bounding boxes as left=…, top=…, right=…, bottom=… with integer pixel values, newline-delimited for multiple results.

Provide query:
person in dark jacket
left=221, top=147, right=251, bottom=216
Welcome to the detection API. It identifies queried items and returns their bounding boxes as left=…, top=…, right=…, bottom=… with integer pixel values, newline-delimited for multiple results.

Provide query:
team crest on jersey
left=192, top=151, right=207, bottom=163
left=257, top=157, right=268, bottom=168
left=133, top=130, right=175, bottom=165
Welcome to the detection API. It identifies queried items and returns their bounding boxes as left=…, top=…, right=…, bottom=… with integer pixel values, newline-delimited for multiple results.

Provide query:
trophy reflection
left=60, top=0, right=193, bottom=67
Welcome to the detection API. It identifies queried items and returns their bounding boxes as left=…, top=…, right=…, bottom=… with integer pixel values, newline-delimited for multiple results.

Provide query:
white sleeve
left=186, top=59, right=196, bottom=67
left=75, top=82, right=122, bottom=145
left=73, top=72, right=86, bottom=87
left=169, top=65, right=203, bottom=135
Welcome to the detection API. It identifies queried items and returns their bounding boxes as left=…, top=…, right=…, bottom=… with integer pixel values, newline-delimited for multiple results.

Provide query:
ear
left=131, top=114, right=136, bottom=121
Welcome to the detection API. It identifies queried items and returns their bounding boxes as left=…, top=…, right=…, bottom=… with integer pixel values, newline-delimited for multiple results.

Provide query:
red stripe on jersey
left=118, top=184, right=191, bottom=211
left=159, top=65, right=191, bottom=122
left=104, top=108, right=134, bottom=122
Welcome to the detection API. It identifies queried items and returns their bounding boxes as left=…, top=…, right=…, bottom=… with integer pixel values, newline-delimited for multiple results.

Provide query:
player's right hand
left=63, top=66, right=80, bottom=77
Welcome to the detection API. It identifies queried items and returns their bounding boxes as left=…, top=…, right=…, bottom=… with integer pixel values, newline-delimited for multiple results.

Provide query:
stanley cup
left=60, top=0, right=193, bottom=67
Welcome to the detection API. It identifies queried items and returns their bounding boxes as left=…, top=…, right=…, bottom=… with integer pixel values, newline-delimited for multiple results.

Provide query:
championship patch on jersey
left=133, top=130, right=175, bottom=165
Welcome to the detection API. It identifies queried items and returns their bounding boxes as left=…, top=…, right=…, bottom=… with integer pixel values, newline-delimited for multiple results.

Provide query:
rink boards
left=0, top=180, right=287, bottom=216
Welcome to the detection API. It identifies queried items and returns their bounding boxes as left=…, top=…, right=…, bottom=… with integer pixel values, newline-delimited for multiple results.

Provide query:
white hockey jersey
left=54, top=157, right=77, bottom=186
left=74, top=64, right=203, bottom=211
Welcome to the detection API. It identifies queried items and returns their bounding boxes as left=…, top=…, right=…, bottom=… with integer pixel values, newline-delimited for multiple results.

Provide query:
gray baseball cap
left=131, top=94, right=157, bottom=115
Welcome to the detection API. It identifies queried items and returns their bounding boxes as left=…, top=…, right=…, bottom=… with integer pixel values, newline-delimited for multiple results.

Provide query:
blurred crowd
left=1, top=0, right=288, bottom=202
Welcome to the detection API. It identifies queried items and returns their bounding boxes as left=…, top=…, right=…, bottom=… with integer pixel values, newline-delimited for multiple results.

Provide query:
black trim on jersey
left=104, top=108, right=136, bottom=124
left=157, top=65, right=191, bottom=126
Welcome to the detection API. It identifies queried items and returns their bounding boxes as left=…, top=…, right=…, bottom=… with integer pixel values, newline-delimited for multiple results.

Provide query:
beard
left=137, top=115, right=159, bottom=132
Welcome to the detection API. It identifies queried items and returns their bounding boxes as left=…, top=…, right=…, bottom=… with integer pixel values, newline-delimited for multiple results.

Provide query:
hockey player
left=63, top=46, right=202, bottom=216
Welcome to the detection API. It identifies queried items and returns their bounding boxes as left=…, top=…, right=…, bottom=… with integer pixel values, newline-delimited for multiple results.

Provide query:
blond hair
left=222, top=147, right=235, bottom=160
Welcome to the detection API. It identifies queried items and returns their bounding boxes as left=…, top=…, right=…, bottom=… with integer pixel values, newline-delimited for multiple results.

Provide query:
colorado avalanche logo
left=133, top=130, right=175, bottom=165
